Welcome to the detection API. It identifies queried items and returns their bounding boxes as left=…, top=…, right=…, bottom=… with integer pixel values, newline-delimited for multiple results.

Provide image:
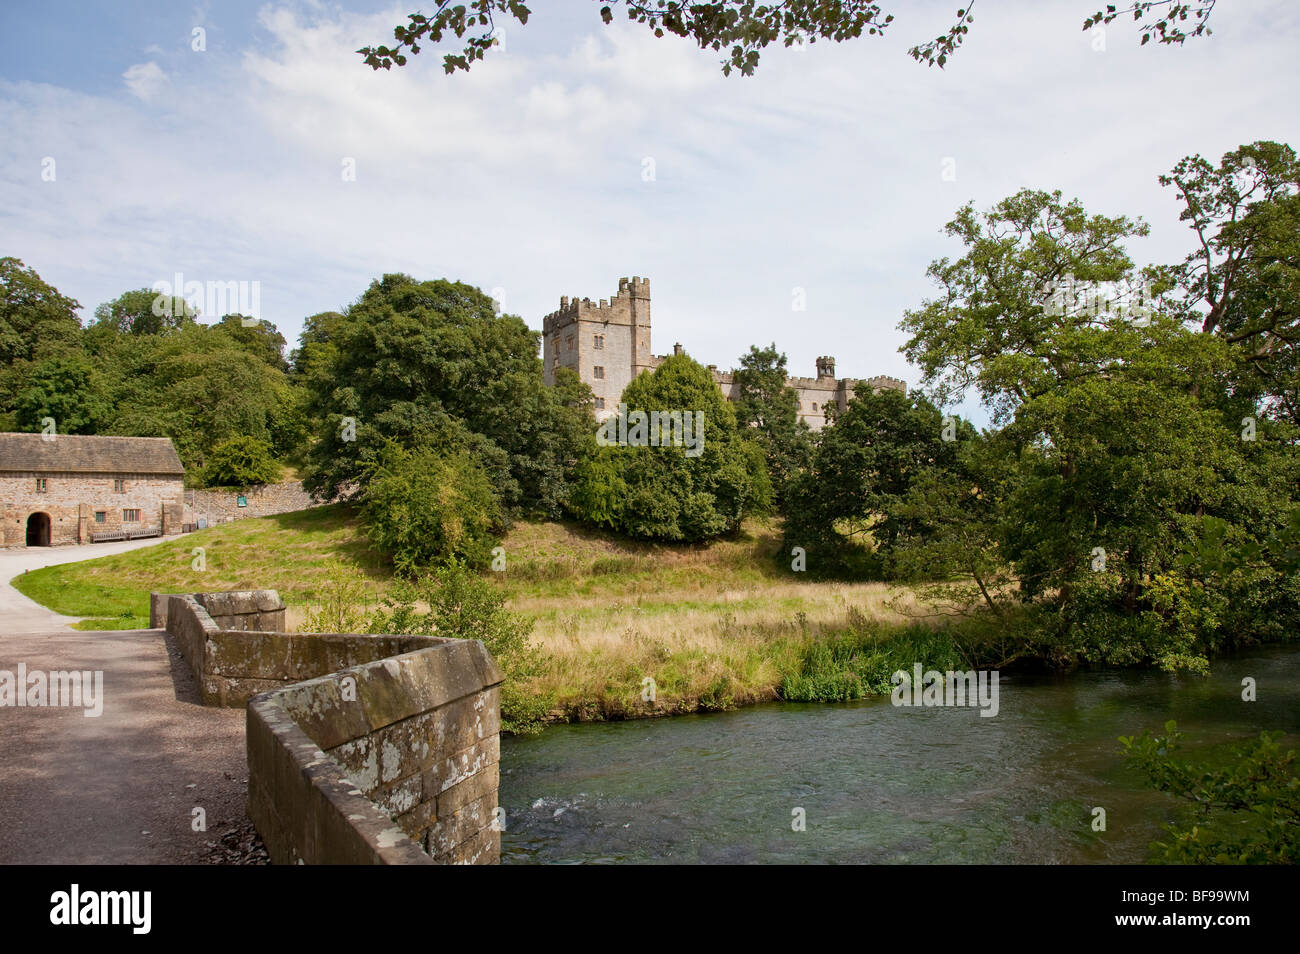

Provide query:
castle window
left=35, top=478, right=47, bottom=492
left=594, top=366, right=604, bottom=379
left=566, top=336, right=575, bottom=352
left=595, top=397, right=605, bottom=410
left=594, top=335, right=604, bottom=350
left=123, top=509, right=140, bottom=523
left=94, top=511, right=106, bottom=524
left=812, top=403, right=818, bottom=412
left=113, top=478, right=125, bottom=492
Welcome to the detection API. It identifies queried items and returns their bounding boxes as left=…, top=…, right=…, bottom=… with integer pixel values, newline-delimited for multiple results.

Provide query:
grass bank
left=12, top=504, right=978, bottom=720
left=10, top=506, right=385, bottom=629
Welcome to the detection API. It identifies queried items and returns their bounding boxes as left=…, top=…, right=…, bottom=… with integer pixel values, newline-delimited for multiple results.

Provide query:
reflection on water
left=499, top=645, right=1300, bottom=864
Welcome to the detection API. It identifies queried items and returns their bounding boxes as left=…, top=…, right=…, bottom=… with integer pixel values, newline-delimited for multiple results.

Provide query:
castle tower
left=816, top=356, right=836, bottom=379
left=541, top=276, right=650, bottom=419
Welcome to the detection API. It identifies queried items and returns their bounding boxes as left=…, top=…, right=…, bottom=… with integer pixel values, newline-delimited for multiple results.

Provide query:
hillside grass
left=12, top=504, right=955, bottom=718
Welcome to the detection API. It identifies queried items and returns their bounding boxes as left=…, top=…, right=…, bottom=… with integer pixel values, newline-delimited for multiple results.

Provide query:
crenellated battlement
left=543, top=276, right=650, bottom=335
left=862, top=375, right=908, bottom=393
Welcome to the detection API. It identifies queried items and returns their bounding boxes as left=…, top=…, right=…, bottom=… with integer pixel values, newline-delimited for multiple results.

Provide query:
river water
left=499, top=645, right=1300, bottom=863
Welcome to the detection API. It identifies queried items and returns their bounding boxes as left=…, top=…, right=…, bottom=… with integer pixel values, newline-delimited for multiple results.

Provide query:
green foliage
left=361, top=443, right=503, bottom=574
left=895, top=164, right=1300, bottom=667
left=568, top=353, right=768, bottom=542
left=731, top=342, right=812, bottom=506
left=100, top=322, right=306, bottom=476
left=362, top=2, right=1209, bottom=77
left=299, top=559, right=376, bottom=634
left=0, top=258, right=84, bottom=410
left=214, top=314, right=289, bottom=370
left=15, top=355, right=111, bottom=434
left=779, top=622, right=970, bottom=702
left=1121, top=721, right=1299, bottom=864
left=91, top=287, right=196, bottom=336
left=201, top=435, right=282, bottom=489
left=784, top=387, right=979, bottom=580
left=300, top=273, right=593, bottom=519
left=369, top=561, right=552, bottom=734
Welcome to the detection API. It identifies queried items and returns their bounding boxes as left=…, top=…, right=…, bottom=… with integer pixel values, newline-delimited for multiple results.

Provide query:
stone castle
left=542, top=277, right=906, bottom=429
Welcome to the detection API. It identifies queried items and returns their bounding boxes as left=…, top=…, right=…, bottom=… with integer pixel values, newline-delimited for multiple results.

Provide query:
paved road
left=0, top=628, right=248, bottom=863
left=1, top=537, right=173, bottom=633
left=1, top=540, right=248, bottom=864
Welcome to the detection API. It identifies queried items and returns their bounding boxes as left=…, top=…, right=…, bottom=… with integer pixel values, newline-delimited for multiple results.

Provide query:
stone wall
left=1, top=472, right=184, bottom=547
left=161, top=590, right=504, bottom=864
left=151, top=589, right=286, bottom=632
left=183, top=480, right=326, bottom=526
left=248, top=646, right=503, bottom=864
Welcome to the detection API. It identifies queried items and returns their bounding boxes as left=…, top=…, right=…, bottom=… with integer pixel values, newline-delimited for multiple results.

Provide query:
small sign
left=237, top=495, right=247, bottom=508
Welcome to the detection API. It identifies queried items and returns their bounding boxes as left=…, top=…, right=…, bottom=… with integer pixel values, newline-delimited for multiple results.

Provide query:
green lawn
left=11, top=504, right=385, bottom=629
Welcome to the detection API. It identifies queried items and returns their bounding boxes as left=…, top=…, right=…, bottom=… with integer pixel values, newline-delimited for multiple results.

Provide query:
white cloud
left=122, top=61, right=167, bottom=101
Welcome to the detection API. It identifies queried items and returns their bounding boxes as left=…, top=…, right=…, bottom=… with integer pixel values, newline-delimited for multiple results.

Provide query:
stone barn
left=0, top=433, right=186, bottom=548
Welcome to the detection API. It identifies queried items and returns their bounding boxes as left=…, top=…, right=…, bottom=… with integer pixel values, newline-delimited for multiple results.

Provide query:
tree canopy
left=360, top=1, right=1218, bottom=77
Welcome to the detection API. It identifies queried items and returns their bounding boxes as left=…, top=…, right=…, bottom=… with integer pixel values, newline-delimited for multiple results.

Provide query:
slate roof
left=0, top=433, right=185, bottom=476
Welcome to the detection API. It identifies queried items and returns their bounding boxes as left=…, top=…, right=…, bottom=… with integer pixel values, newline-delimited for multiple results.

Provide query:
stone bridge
left=155, top=589, right=504, bottom=865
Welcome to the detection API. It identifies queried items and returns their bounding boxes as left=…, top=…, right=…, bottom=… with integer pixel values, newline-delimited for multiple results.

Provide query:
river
left=499, top=645, right=1300, bottom=863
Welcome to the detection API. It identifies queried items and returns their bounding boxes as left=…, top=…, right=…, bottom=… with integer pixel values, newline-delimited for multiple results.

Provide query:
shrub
left=361, top=443, right=502, bottom=574
left=200, top=435, right=281, bottom=488
left=299, top=560, right=375, bottom=633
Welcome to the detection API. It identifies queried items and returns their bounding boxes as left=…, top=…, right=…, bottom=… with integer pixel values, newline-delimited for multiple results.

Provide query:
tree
left=300, top=273, right=592, bottom=517
left=568, top=353, right=770, bottom=542
left=899, top=177, right=1298, bottom=667
left=201, top=435, right=282, bottom=488
left=783, top=387, right=976, bottom=576
left=361, top=1, right=1216, bottom=77
left=91, top=287, right=196, bottom=337
left=0, top=258, right=82, bottom=367
left=215, top=314, right=289, bottom=371
left=96, top=321, right=307, bottom=476
left=15, top=355, right=111, bottom=435
left=1150, top=140, right=1300, bottom=427
left=731, top=343, right=812, bottom=505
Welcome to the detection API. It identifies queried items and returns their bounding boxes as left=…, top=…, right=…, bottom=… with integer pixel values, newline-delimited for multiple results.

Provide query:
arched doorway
left=25, top=512, right=51, bottom=547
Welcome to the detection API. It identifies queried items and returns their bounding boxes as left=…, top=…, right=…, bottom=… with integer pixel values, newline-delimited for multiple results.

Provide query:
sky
left=2, top=0, right=1298, bottom=424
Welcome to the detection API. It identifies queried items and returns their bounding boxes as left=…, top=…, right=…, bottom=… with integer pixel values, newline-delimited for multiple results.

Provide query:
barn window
left=35, top=478, right=47, bottom=492
left=123, top=509, right=140, bottom=523
left=95, top=511, right=107, bottom=524
left=113, top=478, right=125, bottom=492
